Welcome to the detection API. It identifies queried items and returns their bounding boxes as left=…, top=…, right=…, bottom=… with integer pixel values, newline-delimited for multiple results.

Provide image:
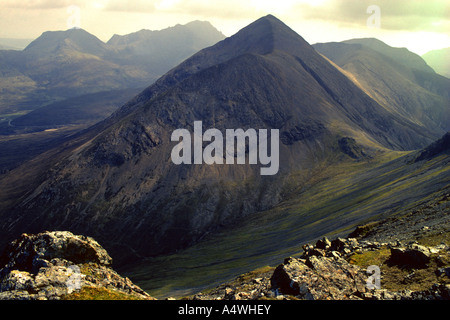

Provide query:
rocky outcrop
left=192, top=235, right=449, bottom=300
left=271, top=237, right=449, bottom=300
left=270, top=237, right=371, bottom=300
left=271, top=255, right=367, bottom=300
left=0, top=231, right=154, bottom=300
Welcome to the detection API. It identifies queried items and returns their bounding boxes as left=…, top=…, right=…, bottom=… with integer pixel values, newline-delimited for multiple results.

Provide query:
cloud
left=294, top=0, right=450, bottom=32
left=101, top=0, right=450, bottom=35
left=6, top=0, right=447, bottom=34
left=104, top=0, right=157, bottom=12
left=103, top=0, right=254, bottom=20
left=2, top=0, right=81, bottom=9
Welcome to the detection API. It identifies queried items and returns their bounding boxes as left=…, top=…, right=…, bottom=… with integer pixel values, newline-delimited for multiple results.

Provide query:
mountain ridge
left=0, top=21, right=225, bottom=116
left=342, top=38, right=436, bottom=74
left=313, top=40, right=450, bottom=135
left=422, top=47, right=450, bottom=78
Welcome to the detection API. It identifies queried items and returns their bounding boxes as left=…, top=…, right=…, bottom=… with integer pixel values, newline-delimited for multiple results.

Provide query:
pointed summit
left=237, top=14, right=313, bottom=55
left=210, top=14, right=313, bottom=58
left=125, top=15, right=317, bottom=112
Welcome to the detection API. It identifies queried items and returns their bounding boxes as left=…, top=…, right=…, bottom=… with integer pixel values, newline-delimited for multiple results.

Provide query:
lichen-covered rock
left=0, top=231, right=112, bottom=272
left=270, top=255, right=367, bottom=300
left=0, top=231, right=154, bottom=300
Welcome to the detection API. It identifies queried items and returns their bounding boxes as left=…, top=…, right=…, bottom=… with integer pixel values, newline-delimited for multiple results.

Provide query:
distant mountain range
left=313, top=39, right=450, bottom=136
left=1, top=15, right=448, bottom=269
left=423, top=47, right=450, bottom=78
left=0, top=38, right=33, bottom=50
left=0, top=21, right=225, bottom=116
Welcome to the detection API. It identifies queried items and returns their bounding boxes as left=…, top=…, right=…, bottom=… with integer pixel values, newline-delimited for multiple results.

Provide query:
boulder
left=271, top=255, right=367, bottom=300
left=390, top=244, right=431, bottom=268
left=330, top=238, right=348, bottom=252
left=0, top=231, right=112, bottom=273
left=0, top=231, right=153, bottom=300
left=315, top=237, right=331, bottom=250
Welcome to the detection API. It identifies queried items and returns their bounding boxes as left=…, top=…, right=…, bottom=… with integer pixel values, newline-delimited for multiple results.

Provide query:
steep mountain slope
left=0, top=88, right=143, bottom=175
left=342, top=38, right=435, bottom=74
left=341, top=39, right=450, bottom=101
left=423, top=47, right=450, bottom=78
left=415, top=132, right=450, bottom=162
left=0, top=15, right=443, bottom=265
left=0, top=23, right=224, bottom=179
left=313, top=40, right=450, bottom=134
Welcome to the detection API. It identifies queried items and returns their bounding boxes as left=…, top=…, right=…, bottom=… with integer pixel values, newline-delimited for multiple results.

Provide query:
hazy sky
left=0, top=0, right=449, bottom=55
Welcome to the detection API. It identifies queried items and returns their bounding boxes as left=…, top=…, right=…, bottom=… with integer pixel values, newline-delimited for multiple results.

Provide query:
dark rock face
left=0, top=231, right=112, bottom=271
left=338, top=137, right=369, bottom=160
left=390, top=244, right=432, bottom=268
left=0, top=231, right=152, bottom=300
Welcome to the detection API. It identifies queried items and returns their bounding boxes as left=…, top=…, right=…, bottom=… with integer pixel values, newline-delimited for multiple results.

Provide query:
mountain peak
left=24, top=28, right=107, bottom=56
left=231, top=14, right=311, bottom=55
left=184, top=20, right=216, bottom=28
left=177, top=14, right=312, bottom=64
left=125, top=14, right=316, bottom=110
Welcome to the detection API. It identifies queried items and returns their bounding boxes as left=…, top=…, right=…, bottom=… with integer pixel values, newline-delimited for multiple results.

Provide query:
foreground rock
left=271, top=255, right=367, bottom=300
left=0, top=231, right=154, bottom=300
left=271, top=237, right=449, bottom=300
left=192, top=235, right=449, bottom=300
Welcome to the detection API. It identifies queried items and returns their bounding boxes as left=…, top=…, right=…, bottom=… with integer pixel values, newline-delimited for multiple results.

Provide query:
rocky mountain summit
left=0, top=231, right=154, bottom=300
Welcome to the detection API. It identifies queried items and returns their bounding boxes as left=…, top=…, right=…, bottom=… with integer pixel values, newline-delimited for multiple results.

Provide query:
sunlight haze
left=0, top=0, right=449, bottom=55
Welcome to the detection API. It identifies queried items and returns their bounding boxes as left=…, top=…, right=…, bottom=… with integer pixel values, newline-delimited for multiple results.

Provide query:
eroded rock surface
left=0, top=231, right=153, bottom=300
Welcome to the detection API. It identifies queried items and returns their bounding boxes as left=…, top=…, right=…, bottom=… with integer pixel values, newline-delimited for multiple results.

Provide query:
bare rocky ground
left=0, top=231, right=155, bottom=300
left=187, top=188, right=450, bottom=301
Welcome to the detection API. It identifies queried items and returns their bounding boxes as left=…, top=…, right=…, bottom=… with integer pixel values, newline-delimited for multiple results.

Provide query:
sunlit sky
left=0, top=0, right=449, bottom=55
